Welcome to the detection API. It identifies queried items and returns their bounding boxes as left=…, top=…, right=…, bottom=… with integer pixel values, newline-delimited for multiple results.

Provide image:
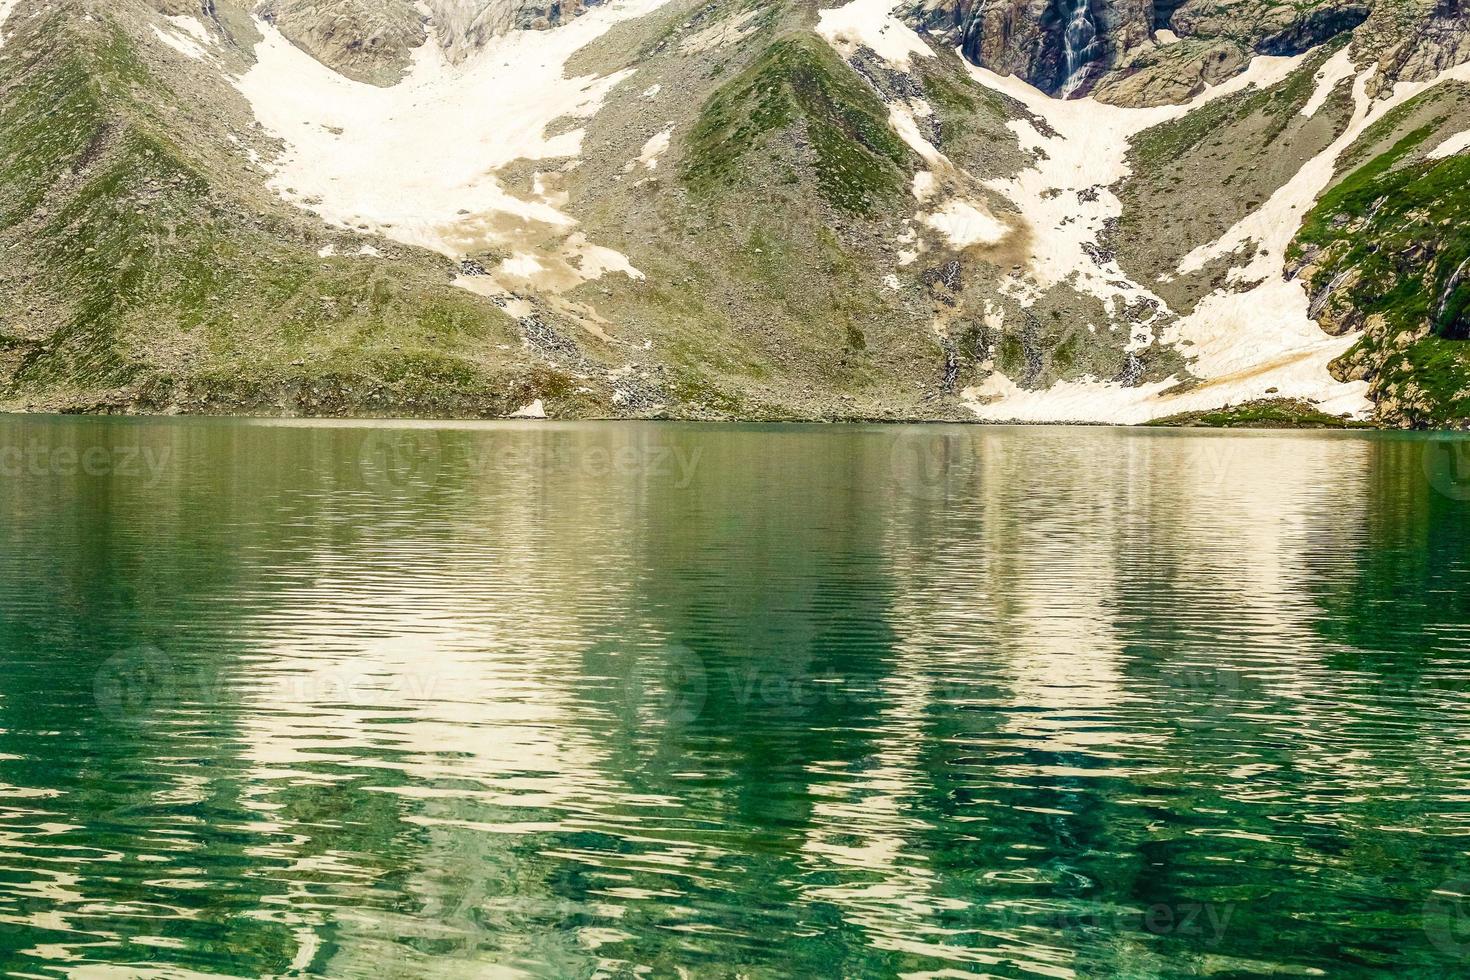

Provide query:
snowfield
left=0, top=0, right=21, bottom=47
left=1430, top=128, right=1470, bottom=159
left=235, top=0, right=675, bottom=298
left=811, top=0, right=1467, bottom=424
left=955, top=47, right=1396, bottom=424
left=221, top=0, right=1467, bottom=424
left=152, top=15, right=214, bottom=60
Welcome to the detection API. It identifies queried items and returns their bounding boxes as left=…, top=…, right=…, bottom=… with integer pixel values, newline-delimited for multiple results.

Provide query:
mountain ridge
left=1, top=0, right=1467, bottom=426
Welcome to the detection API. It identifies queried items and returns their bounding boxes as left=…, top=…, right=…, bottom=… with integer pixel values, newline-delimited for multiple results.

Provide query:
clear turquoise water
left=1, top=417, right=1470, bottom=977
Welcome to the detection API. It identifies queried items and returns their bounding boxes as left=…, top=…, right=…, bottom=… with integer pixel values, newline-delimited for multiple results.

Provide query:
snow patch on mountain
left=1181, top=62, right=1470, bottom=281
left=818, top=0, right=933, bottom=69
left=235, top=0, right=673, bottom=297
left=922, top=200, right=1006, bottom=248
left=964, top=53, right=1470, bottom=423
left=956, top=49, right=1382, bottom=422
left=1158, top=58, right=1470, bottom=399
left=1429, top=128, right=1470, bottom=159
left=0, top=0, right=20, bottom=46
left=153, top=16, right=213, bottom=60
left=947, top=49, right=1379, bottom=424
left=1300, top=46, right=1354, bottom=118
left=634, top=125, right=673, bottom=170
left=963, top=339, right=1367, bottom=424
left=812, top=0, right=1366, bottom=426
left=819, top=0, right=1010, bottom=282
left=167, top=13, right=211, bottom=44
left=966, top=51, right=1304, bottom=305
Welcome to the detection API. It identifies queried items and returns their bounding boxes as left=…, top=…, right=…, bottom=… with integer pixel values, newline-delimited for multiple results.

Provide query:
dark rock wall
left=906, top=0, right=1466, bottom=102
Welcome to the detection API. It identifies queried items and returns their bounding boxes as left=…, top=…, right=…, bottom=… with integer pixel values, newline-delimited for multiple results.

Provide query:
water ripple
left=0, top=420, right=1467, bottom=976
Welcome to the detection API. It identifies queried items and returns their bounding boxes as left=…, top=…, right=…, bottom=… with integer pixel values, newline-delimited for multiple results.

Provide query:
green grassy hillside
left=0, top=7, right=560, bottom=416
left=1290, top=83, right=1470, bottom=427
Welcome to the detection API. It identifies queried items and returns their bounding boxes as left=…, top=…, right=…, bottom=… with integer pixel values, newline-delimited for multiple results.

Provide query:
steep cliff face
left=429, top=0, right=605, bottom=58
left=259, top=0, right=603, bottom=84
left=904, top=0, right=1377, bottom=103
left=1289, top=80, right=1470, bottom=426
left=1358, top=0, right=1470, bottom=94
left=255, top=0, right=426, bottom=84
left=906, top=0, right=1082, bottom=93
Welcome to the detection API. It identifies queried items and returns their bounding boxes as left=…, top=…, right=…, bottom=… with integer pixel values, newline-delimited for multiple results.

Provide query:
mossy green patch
left=1147, top=398, right=1371, bottom=428
left=0, top=26, right=119, bottom=229
left=1400, top=337, right=1470, bottom=418
left=1290, top=91, right=1470, bottom=425
left=682, top=34, right=911, bottom=214
left=1129, top=38, right=1342, bottom=170
left=0, top=14, right=534, bottom=416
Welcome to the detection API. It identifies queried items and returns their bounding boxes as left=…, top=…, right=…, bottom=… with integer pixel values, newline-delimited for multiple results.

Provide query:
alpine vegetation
left=2, top=0, right=1468, bottom=425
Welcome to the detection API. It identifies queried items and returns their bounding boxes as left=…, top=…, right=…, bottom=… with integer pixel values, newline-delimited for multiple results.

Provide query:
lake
left=1, top=416, right=1469, bottom=976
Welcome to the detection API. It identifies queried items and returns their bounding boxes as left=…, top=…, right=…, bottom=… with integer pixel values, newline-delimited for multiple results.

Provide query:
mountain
left=1, top=0, right=1467, bottom=425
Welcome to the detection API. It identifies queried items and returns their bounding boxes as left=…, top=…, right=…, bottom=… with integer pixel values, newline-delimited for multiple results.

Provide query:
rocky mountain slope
left=0, top=0, right=1467, bottom=425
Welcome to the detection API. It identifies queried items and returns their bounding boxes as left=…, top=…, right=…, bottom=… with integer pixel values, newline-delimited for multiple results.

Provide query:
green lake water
left=2, top=417, right=1470, bottom=977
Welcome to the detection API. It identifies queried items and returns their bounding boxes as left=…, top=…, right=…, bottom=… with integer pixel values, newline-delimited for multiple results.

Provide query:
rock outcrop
left=1357, top=0, right=1470, bottom=96
left=258, top=0, right=603, bottom=84
left=257, top=0, right=427, bottom=84
left=904, top=0, right=1401, bottom=104
left=424, top=0, right=603, bottom=62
